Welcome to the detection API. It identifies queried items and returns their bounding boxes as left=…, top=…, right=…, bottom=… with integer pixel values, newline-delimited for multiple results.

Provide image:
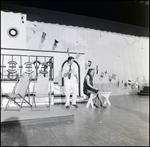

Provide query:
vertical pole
left=50, top=80, right=54, bottom=105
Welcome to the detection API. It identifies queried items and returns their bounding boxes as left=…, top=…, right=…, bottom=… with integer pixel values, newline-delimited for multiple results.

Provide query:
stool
left=86, top=93, right=98, bottom=108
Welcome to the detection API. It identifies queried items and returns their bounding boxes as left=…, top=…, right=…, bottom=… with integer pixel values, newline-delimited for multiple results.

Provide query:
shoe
left=66, top=105, right=70, bottom=109
left=72, top=104, right=78, bottom=108
left=100, top=103, right=107, bottom=108
left=94, top=104, right=100, bottom=109
left=92, top=106, right=96, bottom=108
left=102, top=105, right=107, bottom=108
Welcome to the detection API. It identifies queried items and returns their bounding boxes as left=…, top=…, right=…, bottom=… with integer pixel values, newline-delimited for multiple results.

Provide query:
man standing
left=62, top=56, right=78, bottom=109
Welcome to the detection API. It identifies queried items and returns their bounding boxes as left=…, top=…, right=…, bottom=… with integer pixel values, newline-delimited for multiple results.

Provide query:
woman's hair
left=86, top=68, right=94, bottom=76
left=85, top=68, right=94, bottom=85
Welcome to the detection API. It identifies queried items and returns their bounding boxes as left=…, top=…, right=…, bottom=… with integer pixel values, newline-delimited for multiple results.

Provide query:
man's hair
left=67, top=56, right=74, bottom=62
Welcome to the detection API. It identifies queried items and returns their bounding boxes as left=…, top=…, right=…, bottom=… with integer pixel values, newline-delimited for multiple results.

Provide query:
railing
left=1, top=54, right=54, bottom=81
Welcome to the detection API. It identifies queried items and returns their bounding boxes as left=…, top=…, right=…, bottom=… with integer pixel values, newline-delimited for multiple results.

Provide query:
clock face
left=7, top=27, right=19, bottom=38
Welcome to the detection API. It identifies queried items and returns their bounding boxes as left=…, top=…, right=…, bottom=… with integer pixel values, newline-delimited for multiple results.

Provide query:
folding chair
left=31, top=74, right=51, bottom=111
left=4, top=74, right=32, bottom=111
left=101, top=92, right=112, bottom=105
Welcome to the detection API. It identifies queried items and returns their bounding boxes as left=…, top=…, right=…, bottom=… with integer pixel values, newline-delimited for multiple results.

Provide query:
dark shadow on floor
left=1, top=117, right=28, bottom=146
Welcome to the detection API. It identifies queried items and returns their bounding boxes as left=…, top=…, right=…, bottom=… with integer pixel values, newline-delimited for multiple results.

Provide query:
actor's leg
left=97, top=91, right=107, bottom=107
left=93, top=95, right=100, bottom=108
left=64, top=81, right=71, bottom=106
left=70, top=80, right=78, bottom=105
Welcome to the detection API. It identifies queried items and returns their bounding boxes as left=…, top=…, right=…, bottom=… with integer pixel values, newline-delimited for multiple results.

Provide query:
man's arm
left=72, top=64, right=79, bottom=82
left=74, top=73, right=79, bottom=83
left=63, top=71, right=71, bottom=77
left=62, top=64, right=70, bottom=77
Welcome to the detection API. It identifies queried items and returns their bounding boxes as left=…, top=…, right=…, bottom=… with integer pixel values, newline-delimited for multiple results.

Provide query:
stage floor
left=1, top=95, right=149, bottom=146
left=1, top=104, right=74, bottom=125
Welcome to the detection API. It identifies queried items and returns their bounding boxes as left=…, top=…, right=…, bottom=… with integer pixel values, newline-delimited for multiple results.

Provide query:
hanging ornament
left=104, top=70, right=108, bottom=75
left=67, top=48, right=70, bottom=56
left=128, top=80, right=131, bottom=85
left=88, top=60, right=92, bottom=67
left=96, top=65, right=98, bottom=74
left=76, top=52, right=80, bottom=59
left=109, top=75, right=112, bottom=82
left=100, top=72, right=104, bottom=78
left=117, top=79, right=120, bottom=87
left=112, top=73, right=116, bottom=80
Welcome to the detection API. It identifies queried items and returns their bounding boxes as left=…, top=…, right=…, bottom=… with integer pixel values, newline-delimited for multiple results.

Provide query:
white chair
left=4, top=74, right=32, bottom=111
left=31, top=74, right=51, bottom=111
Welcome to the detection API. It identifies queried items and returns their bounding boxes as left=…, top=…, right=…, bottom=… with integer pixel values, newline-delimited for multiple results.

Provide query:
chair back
left=35, top=75, right=50, bottom=95
left=15, top=76, right=31, bottom=97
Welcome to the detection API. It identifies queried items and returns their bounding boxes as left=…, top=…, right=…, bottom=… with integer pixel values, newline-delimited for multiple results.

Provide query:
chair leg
left=4, top=99, right=11, bottom=111
left=13, top=98, right=21, bottom=107
left=48, top=95, right=50, bottom=108
left=104, top=96, right=111, bottom=105
left=32, top=96, right=36, bottom=108
left=13, top=99, right=22, bottom=111
left=4, top=98, right=22, bottom=111
left=31, top=96, right=35, bottom=111
left=18, top=99, right=24, bottom=111
left=86, top=94, right=95, bottom=108
left=46, top=95, right=50, bottom=111
left=86, top=99, right=92, bottom=108
left=102, top=93, right=111, bottom=105
left=23, top=98, right=32, bottom=107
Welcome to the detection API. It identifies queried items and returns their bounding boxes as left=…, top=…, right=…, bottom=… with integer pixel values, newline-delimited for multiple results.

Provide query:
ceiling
left=1, top=1, right=149, bottom=28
